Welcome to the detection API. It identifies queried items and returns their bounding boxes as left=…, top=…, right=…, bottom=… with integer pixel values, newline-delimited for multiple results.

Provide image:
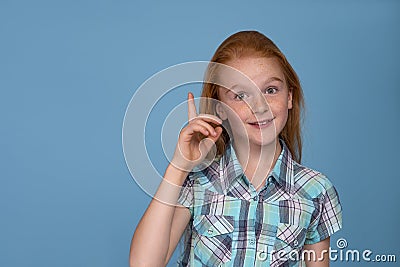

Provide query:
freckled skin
left=217, top=57, right=293, bottom=148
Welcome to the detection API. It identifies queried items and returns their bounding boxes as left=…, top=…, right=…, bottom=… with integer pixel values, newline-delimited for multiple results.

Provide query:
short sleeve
left=177, top=174, right=194, bottom=215
left=305, top=180, right=343, bottom=244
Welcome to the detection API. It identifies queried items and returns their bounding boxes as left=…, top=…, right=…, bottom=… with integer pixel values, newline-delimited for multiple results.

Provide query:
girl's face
left=216, top=56, right=292, bottom=147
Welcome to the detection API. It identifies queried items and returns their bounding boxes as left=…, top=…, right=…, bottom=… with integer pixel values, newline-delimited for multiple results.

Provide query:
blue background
left=1, top=0, right=399, bottom=266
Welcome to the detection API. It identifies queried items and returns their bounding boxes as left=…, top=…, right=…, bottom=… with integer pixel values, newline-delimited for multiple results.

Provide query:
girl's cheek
left=226, top=107, right=248, bottom=123
left=233, top=105, right=250, bottom=118
left=225, top=101, right=244, bottom=113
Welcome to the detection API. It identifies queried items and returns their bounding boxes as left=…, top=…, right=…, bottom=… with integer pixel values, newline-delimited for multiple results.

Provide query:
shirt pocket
left=193, top=214, right=234, bottom=266
left=271, top=223, right=307, bottom=267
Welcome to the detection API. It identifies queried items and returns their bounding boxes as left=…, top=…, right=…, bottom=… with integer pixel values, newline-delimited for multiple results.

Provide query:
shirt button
left=249, top=238, right=256, bottom=245
left=253, top=196, right=258, bottom=201
left=257, top=250, right=267, bottom=261
left=293, top=240, right=298, bottom=247
left=207, top=229, right=213, bottom=234
left=268, top=176, right=273, bottom=183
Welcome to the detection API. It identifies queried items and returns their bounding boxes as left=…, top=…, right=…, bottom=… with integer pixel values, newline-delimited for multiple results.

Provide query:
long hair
left=199, top=30, right=305, bottom=163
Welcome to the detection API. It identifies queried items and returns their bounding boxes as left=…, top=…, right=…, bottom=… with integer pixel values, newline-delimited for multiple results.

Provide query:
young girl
left=130, top=31, right=342, bottom=267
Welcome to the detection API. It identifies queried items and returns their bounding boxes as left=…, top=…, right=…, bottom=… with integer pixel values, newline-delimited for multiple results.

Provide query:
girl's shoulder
left=291, top=160, right=338, bottom=200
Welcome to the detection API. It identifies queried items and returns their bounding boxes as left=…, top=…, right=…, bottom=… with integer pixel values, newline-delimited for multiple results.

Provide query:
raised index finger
left=187, top=92, right=197, bottom=121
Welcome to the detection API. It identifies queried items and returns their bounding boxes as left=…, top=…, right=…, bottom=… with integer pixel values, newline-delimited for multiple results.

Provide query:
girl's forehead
left=227, top=57, right=284, bottom=77
left=215, top=57, right=286, bottom=90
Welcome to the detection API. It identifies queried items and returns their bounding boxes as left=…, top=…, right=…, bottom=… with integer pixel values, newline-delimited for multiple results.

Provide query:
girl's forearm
left=129, top=164, right=189, bottom=266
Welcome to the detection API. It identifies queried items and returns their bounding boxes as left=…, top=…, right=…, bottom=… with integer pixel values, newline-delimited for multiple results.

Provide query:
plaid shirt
left=177, top=139, right=343, bottom=266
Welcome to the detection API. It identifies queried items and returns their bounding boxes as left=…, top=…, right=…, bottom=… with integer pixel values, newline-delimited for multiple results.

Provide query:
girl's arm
left=164, top=204, right=192, bottom=265
left=304, top=237, right=330, bottom=267
left=129, top=164, right=191, bottom=267
left=129, top=92, right=223, bottom=266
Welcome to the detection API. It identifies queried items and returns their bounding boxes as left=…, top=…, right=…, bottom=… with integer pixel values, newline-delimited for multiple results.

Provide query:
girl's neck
left=233, top=138, right=282, bottom=191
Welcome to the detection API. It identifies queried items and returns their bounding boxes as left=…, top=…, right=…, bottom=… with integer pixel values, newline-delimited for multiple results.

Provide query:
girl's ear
left=216, top=102, right=228, bottom=120
left=288, top=87, right=293, bottom=109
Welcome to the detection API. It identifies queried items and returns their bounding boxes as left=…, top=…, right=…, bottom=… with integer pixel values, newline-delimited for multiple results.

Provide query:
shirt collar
left=223, top=138, right=295, bottom=190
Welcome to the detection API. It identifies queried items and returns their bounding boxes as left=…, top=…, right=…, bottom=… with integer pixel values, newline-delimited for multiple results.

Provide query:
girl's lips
left=248, top=118, right=275, bottom=129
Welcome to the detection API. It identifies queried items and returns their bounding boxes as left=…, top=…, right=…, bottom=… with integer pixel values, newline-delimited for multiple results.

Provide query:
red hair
left=200, top=30, right=305, bottom=163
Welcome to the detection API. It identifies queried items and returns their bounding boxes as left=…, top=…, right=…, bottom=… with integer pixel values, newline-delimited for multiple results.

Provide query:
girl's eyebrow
left=265, top=76, right=284, bottom=84
left=224, top=87, right=236, bottom=95
left=227, top=76, right=284, bottom=94
left=225, top=84, right=249, bottom=94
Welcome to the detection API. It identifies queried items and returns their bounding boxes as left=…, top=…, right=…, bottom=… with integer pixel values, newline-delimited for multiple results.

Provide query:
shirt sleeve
left=305, top=178, right=343, bottom=244
left=177, top=173, right=194, bottom=215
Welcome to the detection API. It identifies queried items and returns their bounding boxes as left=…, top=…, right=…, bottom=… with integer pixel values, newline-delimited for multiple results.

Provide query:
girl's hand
left=171, top=92, right=223, bottom=173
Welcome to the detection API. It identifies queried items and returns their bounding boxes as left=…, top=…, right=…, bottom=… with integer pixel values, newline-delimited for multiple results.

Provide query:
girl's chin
left=231, top=130, right=278, bottom=147
left=251, top=138, right=277, bottom=147
left=243, top=135, right=278, bottom=147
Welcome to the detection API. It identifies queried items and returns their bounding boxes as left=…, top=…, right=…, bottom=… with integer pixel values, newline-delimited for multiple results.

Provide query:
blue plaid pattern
left=177, top=139, right=343, bottom=266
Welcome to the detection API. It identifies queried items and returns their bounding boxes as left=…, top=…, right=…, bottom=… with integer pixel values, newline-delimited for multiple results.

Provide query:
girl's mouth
left=248, top=117, right=275, bottom=129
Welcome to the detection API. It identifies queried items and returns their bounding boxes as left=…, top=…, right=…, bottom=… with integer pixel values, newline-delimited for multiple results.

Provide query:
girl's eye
left=234, top=92, right=248, bottom=100
left=264, top=87, right=278, bottom=94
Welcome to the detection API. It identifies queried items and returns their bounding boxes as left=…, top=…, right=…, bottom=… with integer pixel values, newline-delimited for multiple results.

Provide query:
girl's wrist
left=170, top=153, right=197, bottom=174
left=164, top=163, right=190, bottom=186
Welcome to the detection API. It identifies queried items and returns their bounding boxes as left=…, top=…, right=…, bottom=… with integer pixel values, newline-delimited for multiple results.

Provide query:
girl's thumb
left=209, top=126, right=223, bottom=143
left=198, top=126, right=223, bottom=157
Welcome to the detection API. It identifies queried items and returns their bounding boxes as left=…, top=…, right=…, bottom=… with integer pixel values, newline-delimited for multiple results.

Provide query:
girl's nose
left=250, top=96, right=269, bottom=114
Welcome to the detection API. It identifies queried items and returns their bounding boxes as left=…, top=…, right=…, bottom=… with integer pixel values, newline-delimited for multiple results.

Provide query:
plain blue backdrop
left=1, top=1, right=399, bottom=266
